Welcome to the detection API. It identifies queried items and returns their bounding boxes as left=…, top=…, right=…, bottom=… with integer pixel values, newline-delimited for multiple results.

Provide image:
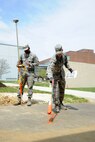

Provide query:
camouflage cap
left=23, top=44, right=30, bottom=51
left=55, top=44, right=63, bottom=54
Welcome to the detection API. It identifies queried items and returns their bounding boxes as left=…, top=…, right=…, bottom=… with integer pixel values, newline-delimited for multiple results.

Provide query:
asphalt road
left=0, top=103, right=95, bottom=142
left=0, top=83, right=95, bottom=141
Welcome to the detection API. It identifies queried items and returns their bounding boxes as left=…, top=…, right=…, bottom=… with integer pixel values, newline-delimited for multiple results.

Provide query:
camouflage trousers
left=17, top=72, right=34, bottom=99
left=52, top=77, right=66, bottom=106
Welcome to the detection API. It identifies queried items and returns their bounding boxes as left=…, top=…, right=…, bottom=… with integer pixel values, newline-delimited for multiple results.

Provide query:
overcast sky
left=0, top=0, right=95, bottom=61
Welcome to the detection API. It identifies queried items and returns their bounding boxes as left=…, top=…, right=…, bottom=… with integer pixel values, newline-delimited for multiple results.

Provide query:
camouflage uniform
left=47, top=44, right=73, bottom=112
left=16, top=45, right=39, bottom=106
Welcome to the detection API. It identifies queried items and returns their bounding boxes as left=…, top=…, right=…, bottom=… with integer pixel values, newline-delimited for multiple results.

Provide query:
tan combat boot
left=14, top=97, right=21, bottom=105
left=27, top=98, right=32, bottom=106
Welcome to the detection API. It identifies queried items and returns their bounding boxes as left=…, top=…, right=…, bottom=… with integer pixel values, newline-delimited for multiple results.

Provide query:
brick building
left=66, top=49, right=95, bottom=64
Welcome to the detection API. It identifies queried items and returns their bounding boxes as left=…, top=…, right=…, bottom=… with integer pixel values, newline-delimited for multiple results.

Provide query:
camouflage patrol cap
left=23, top=44, right=30, bottom=51
left=55, top=44, right=63, bottom=54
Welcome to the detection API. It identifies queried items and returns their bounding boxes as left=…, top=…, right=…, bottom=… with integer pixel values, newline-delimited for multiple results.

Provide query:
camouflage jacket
left=47, top=54, right=70, bottom=79
left=18, top=52, right=39, bottom=73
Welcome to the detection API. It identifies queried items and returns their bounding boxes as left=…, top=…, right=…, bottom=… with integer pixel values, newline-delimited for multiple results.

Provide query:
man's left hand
left=69, top=68, right=73, bottom=73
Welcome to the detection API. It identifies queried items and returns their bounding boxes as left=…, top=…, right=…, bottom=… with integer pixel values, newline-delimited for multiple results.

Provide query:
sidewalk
left=34, top=85, right=95, bottom=101
left=3, top=83, right=95, bottom=102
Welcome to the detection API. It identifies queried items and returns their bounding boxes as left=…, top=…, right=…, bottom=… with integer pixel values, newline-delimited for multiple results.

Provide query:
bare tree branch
left=0, top=59, right=10, bottom=79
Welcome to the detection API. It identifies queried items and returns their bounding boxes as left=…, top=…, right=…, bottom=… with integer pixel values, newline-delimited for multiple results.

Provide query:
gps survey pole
left=13, top=19, right=22, bottom=96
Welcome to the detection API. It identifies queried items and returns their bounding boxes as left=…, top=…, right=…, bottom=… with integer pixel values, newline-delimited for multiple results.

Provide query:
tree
left=0, top=59, right=10, bottom=79
left=39, top=68, right=46, bottom=78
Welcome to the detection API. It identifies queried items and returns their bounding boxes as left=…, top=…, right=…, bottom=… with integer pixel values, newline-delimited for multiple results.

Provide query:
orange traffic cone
left=47, top=97, right=52, bottom=114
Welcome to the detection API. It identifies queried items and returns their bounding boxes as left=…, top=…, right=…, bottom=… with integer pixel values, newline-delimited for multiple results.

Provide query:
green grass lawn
left=0, top=87, right=50, bottom=94
left=64, top=94, right=88, bottom=103
left=1, top=80, right=50, bottom=87
left=35, top=81, right=49, bottom=87
left=67, top=87, right=95, bottom=92
left=1, top=81, right=95, bottom=92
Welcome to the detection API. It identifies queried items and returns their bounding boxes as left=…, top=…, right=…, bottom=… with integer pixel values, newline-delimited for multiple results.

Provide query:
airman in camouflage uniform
left=15, top=45, right=39, bottom=106
left=47, top=44, right=73, bottom=113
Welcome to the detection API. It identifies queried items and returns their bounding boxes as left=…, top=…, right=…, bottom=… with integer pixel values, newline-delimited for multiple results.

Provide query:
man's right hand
left=50, top=78, right=53, bottom=84
left=46, top=77, right=53, bottom=83
left=50, top=80, right=52, bottom=84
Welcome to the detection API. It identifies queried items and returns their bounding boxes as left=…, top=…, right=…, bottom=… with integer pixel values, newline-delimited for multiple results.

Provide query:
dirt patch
left=0, top=96, right=17, bottom=105
left=0, top=95, right=45, bottom=105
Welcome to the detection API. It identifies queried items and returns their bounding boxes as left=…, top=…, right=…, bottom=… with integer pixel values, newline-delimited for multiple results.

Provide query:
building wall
left=65, top=61, right=95, bottom=88
left=66, top=49, right=95, bottom=64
